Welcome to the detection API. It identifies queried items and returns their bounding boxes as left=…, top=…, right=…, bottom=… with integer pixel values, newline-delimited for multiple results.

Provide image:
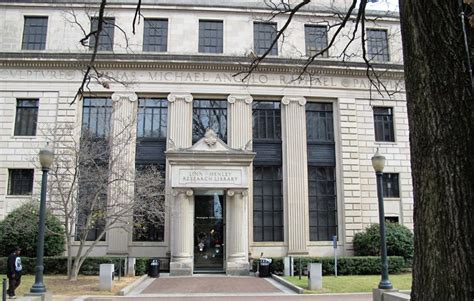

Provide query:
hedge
left=0, top=256, right=161, bottom=276
left=252, top=256, right=406, bottom=276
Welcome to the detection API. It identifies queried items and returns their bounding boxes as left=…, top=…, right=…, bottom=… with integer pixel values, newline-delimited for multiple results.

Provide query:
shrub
left=353, top=222, right=414, bottom=260
left=0, top=201, right=65, bottom=257
left=251, top=256, right=405, bottom=275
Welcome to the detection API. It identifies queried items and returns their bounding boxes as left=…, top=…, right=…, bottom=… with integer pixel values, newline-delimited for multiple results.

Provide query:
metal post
left=30, top=168, right=49, bottom=293
left=2, top=278, right=6, bottom=301
left=376, top=171, right=393, bottom=289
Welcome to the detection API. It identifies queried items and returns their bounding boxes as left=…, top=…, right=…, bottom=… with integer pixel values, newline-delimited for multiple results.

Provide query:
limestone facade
left=0, top=0, right=412, bottom=275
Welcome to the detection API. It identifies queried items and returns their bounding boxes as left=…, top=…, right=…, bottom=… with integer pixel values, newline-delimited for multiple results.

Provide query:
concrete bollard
left=99, top=263, right=115, bottom=291
left=126, top=257, right=136, bottom=276
left=284, top=257, right=291, bottom=276
left=308, top=263, right=322, bottom=290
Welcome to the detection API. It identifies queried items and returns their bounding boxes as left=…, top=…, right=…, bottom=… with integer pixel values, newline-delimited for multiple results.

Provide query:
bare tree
left=43, top=122, right=165, bottom=280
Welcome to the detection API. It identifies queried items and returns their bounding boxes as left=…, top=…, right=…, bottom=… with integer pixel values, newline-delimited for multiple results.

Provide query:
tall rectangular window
left=254, top=22, right=278, bottom=56
left=373, top=107, right=395, bottom=142
left=367, top=28, right=389, bottom=62
left=252, top=101, right=283, bottom=242
left=8, top=169, right=34, bottom=195
left=137, top=98, right=167, bottom=139
left=306, top=102, right=337, bottom=241
left=14, top=99, right=38, bottom=136
left=22, top=16, right=48, bottom=50
left=90, top=17, right=115, bottom=51
left=143, top=19, right=168, bottom=52
left=305, top=25, right=328, bottom=57
left=193, top=100, right=227, bottom=142
left=81, top=98, right=112, bottom=138
left=199, top=20, right=223, bottom=53
left=383, top=173, right=400, bottom=198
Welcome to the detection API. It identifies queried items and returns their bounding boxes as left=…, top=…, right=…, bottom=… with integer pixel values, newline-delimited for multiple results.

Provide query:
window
left=143, top=19, right=168, bottom=52
left=252, top=102, right=281, bottom=141
left=90, top=17, right=115, bottom=51
left=306, top=102, right=337, bottom=241
left=199, top=20, right=223, bottom=53
left=137, top=98, right=167, bottom=139
left=385, top=216, right=399, bottom=223
left=133, top=164, right=165, bottom=242
left=22, top=16, right=48, bottom=50
left=14, top=99, right=38, bottom=136
left=383, top=173, right=399, bottom=198
left=373, top=107, right=395, bottom=142
left=308, top=167, right=337, bottom=241
left=254, top=22, right=278, bottom=56
left=8, top=169, right=34, bottom=195
left=253, top=166, right=283, bottom=242
left=81, top=98, right=112, bottom=138
left=305, top=25, right=328, bottom=57
left=193, top=100, right=227, bottom=142
left=367, top=29, right=389, bottom=62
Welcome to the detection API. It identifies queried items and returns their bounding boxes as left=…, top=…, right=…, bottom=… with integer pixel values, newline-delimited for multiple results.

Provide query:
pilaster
left=227, top=94, right=253, bottom=149
left=170, top=188, right=194, bottom=276
left=225, top=189, right=249, bottom=275
left=167, top=93, right=193, bottom=149
left=107, top=92, right=138, bottom=255
left=281, top=96, right=309, bottom=254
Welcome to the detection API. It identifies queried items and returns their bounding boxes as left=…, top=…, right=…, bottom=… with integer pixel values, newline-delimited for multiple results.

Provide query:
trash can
left=148, top=258, right=160, bottom=278
left=258, top=258, right=272, bottom=277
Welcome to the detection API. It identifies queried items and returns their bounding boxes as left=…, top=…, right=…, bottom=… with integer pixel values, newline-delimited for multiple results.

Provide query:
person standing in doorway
left=7, top=247, right=22, bottom=299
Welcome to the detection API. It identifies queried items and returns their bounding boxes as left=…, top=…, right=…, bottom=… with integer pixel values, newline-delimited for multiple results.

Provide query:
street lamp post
left=30, top=145, right=54, bottom=294
left=371, top=148, right=393, bottom=290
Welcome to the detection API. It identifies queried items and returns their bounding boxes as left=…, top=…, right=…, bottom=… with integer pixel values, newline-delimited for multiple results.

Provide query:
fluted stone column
left=167, top=93, right=193, bottom=148
left=226, top=189, right=249, bottom=275
left=227, top=94, right=253, bottom=149
left=107, top=92, right=138, bottom=254
left=281, top=96, right=309, bottom=255
left=170, top=189, right=194, bottom=276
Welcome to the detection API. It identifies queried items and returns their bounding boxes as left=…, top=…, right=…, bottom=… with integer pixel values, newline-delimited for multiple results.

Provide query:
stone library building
left=0, top=0, right=413, bottom=275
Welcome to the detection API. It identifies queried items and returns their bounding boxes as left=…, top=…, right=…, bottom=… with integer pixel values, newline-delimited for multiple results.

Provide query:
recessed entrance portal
left=194, top=193, right=225, bottom=272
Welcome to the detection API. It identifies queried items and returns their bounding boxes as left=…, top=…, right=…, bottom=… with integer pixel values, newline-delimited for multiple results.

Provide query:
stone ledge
left=118, top=274, right=148, bottom=296
left=271, top=274, right=304, bottom=294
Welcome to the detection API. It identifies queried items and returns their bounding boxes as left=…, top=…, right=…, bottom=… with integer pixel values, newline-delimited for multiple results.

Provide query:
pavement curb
left=271, top=274, right=304, bottom=294
left=119, top=275, right=149, bottom=296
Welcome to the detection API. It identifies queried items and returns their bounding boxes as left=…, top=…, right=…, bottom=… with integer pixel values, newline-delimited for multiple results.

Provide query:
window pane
left=199, top=20, right=223, bottom=53
left=90, top=17, right=115, bottom=51
left=137, top=98, right=168, bottom=139
left=81, top=97, right=112, bottom=138
left=8, top=169, right=34, bottom=195
left=14, top=99, right=38, bottom=136
left=305, top=25, right=328, bottom=57
left=373, top=107, right=395, bottom=142
left=143, top=19, right=168, bottom=52
left=193, top=100, right=227, bottom=142
left=22, top=17, right=48, bottom=50
left=367, top=29, right=389, bottom=62
left=383, top=173, right=400, bottom=198
left=254, top=22, right=278, bottom=55
left=252, top=101, right=281, bottom=141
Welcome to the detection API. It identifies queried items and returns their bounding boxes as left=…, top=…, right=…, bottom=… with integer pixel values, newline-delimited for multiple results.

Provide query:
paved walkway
left=81, top=274, right=373, bottom=301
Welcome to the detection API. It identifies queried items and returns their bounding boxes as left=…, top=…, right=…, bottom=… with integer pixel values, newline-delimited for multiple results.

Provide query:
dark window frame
left=81, top=97, right=112, bottom=138
left=305, top=25, right=328, bottom=57
left=143, top=18, right=168, bottom=52
left=373, top=107, right=395, bottom=142
left=254, top=22, right=278, bottom=56
left=253, top=165, right=284, bottom=242
left=8, top=169, right=34, bottom=195
left=252, top=101, right=281, bottom=141
left=14, top=99, right=39, bottom=136
left=198, top=20, right=224, bottom=54
left=137, top=98, right=168, bottom=140
left=22, top=16, right=48, bottom=50
left=367, top=28, right=390, bottom=62
left=192, top=99, right=228, bottom=142
left=89, top=17, right=115, bottom=51
left=383, top=173, right=400, bottom=198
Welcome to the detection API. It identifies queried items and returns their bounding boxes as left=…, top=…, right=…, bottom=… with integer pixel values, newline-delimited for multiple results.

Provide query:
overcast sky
left=365, top=0, right=399, bottom=11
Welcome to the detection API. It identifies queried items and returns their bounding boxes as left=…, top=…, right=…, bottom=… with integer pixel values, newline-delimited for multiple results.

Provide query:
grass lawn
left=0, top=274, right=138, bottom=298
left=283, top=274, right=412, bottom=294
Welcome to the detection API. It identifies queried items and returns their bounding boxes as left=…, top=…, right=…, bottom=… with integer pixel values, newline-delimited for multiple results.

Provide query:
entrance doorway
left=194, top=193, right=225, bottom=272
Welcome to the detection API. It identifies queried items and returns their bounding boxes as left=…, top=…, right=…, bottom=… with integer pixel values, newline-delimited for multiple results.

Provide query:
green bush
left=353, top=223, right=414, bottom=260
left=251, top=256, right=405, bottom=275
left=0, top=201, right=65, bottom=257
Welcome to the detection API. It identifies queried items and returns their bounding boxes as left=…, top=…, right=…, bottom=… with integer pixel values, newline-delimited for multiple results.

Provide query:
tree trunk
left=399, top=1, right=474, bottom=300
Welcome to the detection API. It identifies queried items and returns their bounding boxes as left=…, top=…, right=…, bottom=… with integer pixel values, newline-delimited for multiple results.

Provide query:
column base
left=169, top=261, right=193, bottom=276
left=226, top=261, right=249, bottom=276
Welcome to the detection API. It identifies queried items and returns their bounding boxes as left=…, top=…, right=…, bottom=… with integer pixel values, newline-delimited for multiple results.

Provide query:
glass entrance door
left=194, top=193, right=224, bottom=272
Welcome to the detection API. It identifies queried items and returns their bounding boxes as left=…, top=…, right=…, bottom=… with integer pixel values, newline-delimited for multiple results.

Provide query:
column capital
left=172, top=188, right=194, bottom=197
left=111, top=92, right=138, bottom=103
left=281, top=96, right=306, bottom=106
left=168, top=93, right=193, bottom=103
left=226, top=189, right=248, bottom=197
left=227, top=94, right=253, bottom=105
